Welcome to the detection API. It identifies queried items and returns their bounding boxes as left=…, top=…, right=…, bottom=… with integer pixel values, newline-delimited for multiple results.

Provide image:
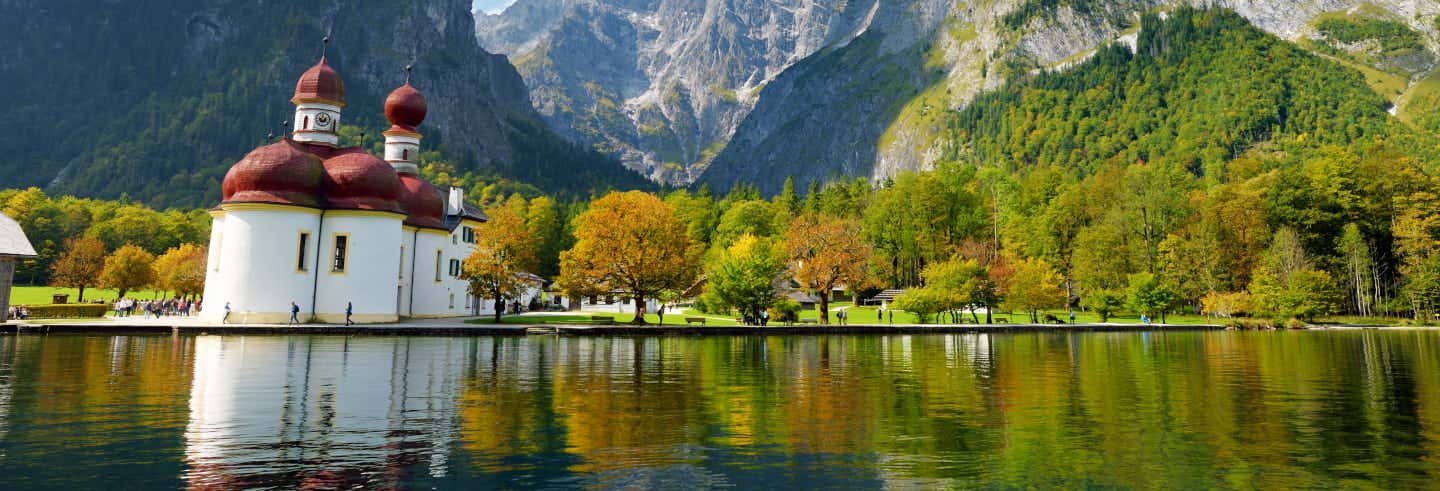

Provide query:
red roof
left=397, top=173, right=446, bottom=229
left=221, top=140, right=325, bottom=207
left=384, top=83, right=427, bottom=131
left=322, top=152, right=403, bottom=213
left=293, top=57, right=346, bottom=106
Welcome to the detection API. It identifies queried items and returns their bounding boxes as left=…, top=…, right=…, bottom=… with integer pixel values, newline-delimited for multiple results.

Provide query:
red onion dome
left=293, top=57, right=346, bottom=106
left=222, top=140, right=325, bottom=207
left=384, top=83, right=427, bottom=132
left=397, top=174, right=446, bottom=229
left=321, top=152, right=404, bottom=213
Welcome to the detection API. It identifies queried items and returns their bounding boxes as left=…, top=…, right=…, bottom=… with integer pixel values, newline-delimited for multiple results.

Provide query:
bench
left=994, top=317, right=1009, bottom=323
left=589, top=316, right=615, bottom=325
left=684, top=317, right=707, bottom=326
left=799, top=319, right=818, bottom=325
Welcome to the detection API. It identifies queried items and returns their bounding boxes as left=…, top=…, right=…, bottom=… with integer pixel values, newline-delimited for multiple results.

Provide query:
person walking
left=1069, top=310, right=1076, bottom=324
left=289, top=301, right=300, bottom=326
left=345, top=301, right=353, bottom=326
left=878, top=307, right=883, bottom=323
left=223, top=302, right=231, bottom=324
left=761, top=309, right=769, bottom=326
left=888, top=309, right=893, bottom=323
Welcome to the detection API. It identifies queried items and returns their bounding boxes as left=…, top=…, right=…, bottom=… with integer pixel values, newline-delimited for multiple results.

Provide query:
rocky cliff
left=478, top=0, right=1440, bottom=195
left=0, top=0, right=646, bottom=208
left=704, top=0, right=1440, bottom=194
left=475, top=0, right=883, bottom=183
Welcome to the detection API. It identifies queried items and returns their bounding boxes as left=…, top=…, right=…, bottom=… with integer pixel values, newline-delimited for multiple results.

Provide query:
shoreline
left=6, top=320, right=1435, bottom=336
left=0, top=320, right=1254, bottom=336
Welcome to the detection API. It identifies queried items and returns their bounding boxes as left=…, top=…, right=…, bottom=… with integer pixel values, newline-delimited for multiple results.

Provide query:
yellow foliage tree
left=463, top=200, right=538, bottom=323
left=98, top=245, right=156, bottom=299
left=785, top=214, right=870, bottom=324
left=153, top=243, right=207, bottom=299
left=558, top=191, right=699, bottom=323
left=50, top=236, right=107, bottom=302
left=1005, top=256, right=1066, bottom=323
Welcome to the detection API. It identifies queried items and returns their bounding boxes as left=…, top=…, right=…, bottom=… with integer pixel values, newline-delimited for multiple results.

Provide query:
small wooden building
left=0, top=212, right=37, bottom=322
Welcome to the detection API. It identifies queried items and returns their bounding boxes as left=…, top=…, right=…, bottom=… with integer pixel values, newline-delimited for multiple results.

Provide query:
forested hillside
left=0, top=0, right=650, bottom=209
left=934, top=8, right=1440, bottom=318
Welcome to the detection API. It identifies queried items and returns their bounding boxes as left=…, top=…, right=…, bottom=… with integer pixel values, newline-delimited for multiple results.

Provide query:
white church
left=201, top=52, right=503, bottom=324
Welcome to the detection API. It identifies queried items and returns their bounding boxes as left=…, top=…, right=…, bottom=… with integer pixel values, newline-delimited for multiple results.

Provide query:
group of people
left=5, top=306, right=29, bottom=320
left=113, top=297, right=200, bottom=318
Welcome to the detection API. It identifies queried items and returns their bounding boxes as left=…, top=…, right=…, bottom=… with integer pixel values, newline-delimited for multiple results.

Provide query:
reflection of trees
left=1, top=330, right=1437, bottom=488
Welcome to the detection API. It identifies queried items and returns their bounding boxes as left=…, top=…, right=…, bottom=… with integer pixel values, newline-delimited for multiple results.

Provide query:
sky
left=473, top=0, right=518, bottom=14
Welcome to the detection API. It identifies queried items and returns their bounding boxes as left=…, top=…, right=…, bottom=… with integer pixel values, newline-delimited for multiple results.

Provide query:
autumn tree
left=153, top=243, right=207, bottom=298
left=706, top=234, right=788, bottom=323
left=786, top=214, right=870, bottom=324
left=919, top=257, right=993, bottom=323
left=49, top=236, right=107, bottom=302
left=1005, top=256, right=1066, bottom=323
left=98, top=245, right=156, bottom=298
left=464, top=200, right=538, bottom=323
left=558, top=191, right=699, bottom=323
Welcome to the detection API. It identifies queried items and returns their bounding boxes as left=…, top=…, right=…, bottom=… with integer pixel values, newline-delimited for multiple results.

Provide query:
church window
left=402, top=149, right=408, bottom=160
left=435, top=250, right=443, bottom=282
left=449, top=293, right=455, bottom=309
left=303, top=116, right=310, bottom=130
left=296, top=233, right=310, bottom=271
left=332, top=235, right=349, bottom=273
left=399, top=246, right=405, bottom=279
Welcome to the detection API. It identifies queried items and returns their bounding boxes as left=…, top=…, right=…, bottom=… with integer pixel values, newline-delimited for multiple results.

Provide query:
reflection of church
left=184, top=336, right=470, bottom=487
left=201, top=49, right=489, bottom=323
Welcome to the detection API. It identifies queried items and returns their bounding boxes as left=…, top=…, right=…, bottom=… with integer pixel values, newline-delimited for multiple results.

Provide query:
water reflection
left=0, top=331, right=1436, bottom=489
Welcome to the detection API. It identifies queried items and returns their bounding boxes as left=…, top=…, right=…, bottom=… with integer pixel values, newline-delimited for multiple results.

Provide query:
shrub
left=16, top=304, right=109, bottom=319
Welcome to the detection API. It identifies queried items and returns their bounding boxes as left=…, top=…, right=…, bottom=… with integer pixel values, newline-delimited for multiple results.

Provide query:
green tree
left=706, top=235, right=788, bottom=324
left=1126, top=272, right=1177, bottom=323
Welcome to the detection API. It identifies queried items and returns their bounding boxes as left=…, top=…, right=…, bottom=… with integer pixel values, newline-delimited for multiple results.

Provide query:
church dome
left=384, top=83, right=427, bottom=132
left=292, top=57, right=346, bottom=106
left=397, top=174, right=446, bottom=229
left=322, top=152, right=404, bottom=213
left=222, top=140, right=325, bottom=207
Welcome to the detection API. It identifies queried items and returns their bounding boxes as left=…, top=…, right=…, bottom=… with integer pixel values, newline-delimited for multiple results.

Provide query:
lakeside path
left=5, top=313, right=1233, bottom=335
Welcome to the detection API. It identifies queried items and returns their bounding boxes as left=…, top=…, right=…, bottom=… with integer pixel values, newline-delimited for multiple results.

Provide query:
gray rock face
left=478, top=0, right=1440, bottom=194
left=476, top=0, right=881, bottom=183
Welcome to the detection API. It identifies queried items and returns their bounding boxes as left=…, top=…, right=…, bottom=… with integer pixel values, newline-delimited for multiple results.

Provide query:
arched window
left=402, top=149, right=408, bottom=160
left=303, top=116, right=310, bottom=130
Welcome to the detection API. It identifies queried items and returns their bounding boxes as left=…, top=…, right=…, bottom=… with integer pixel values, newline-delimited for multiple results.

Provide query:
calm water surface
left=0, top=331, right=1437, bottom=489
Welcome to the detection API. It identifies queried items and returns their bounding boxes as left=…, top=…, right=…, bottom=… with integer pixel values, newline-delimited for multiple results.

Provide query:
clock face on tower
left=315, top=112, right=332, bottom=129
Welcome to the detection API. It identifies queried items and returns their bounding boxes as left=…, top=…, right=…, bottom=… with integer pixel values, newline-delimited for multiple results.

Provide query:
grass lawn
left=9, top=286, right=170, bottom=306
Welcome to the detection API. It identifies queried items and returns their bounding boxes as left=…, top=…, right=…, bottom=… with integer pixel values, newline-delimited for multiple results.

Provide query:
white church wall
left=200, top=213, right=226, bottom=322
left=312, top=212, right=403, bottom=323
left=406, top=229, right=455, bottom=317
left=205, top=206, right=321, bottom=324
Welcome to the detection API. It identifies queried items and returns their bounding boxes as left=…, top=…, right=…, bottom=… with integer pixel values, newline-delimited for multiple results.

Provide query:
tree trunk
left=493, top=287, right=503, bottom=323
left=633, top=296, right=647, bottom=324
left=818, top=291, right=830, bottom=325
left=78, top=285, right=86, bottom=303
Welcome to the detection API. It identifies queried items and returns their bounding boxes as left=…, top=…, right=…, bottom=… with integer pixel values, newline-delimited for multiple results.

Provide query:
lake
left=0, top=330, right=1436, bottom=489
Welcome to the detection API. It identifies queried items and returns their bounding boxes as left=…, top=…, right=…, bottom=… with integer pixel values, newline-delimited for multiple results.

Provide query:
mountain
left=0, top=0, right=650, bottom=209
left=476, top=0, right=1440, bottom=194
left=474, top=0, right=883, bottom=183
